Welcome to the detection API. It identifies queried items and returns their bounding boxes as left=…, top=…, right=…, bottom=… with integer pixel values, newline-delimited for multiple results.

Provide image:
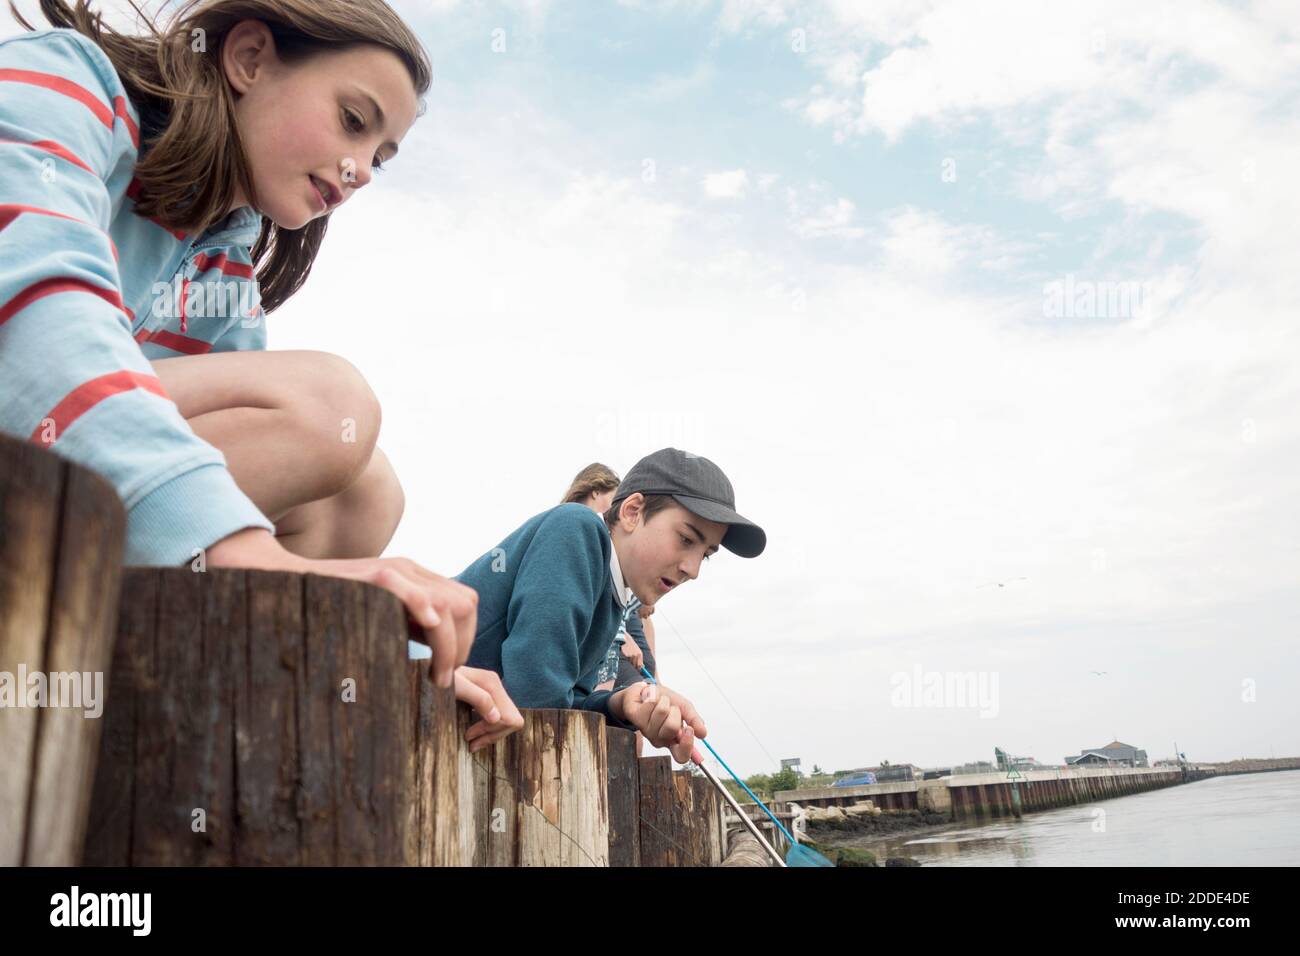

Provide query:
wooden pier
left=0, top=436, right=752, bottom=867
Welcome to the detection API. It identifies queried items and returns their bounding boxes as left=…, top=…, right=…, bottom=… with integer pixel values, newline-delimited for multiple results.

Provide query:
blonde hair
left=10, top=0, right=432, bottom=313
left=561, top=463, right=620, bottom=505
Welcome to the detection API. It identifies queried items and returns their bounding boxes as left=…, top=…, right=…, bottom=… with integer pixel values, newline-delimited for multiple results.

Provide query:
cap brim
left=671, top=494, right=767, bottom=558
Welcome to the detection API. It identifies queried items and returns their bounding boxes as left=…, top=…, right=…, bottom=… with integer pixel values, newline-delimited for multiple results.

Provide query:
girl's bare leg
left=149, top=350, right=399, bottom=556
left=274, top=445, right=405, bottom=559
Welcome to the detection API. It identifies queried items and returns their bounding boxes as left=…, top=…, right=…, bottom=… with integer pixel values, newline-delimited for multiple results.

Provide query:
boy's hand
left=613, top=682, right=707, bottom=764
left=619, top=637, right=645, bottom=671
left=456, top=666, right=525, bottom=753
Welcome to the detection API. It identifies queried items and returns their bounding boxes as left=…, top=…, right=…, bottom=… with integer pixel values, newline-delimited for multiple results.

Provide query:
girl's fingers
left=454, top=671, right=501, bottom=726
left=374, top=566, right=457, bottom=686
left=465, top=719, right=496, bottom=744
left=424, top=594, right=461, bottom=689
left=451, top=588, right=477, bottom=667
left=394, top=558, right=479, bottom=667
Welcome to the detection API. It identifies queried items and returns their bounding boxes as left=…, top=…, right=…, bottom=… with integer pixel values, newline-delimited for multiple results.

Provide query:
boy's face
left=614, top=496, right=727, bottom=606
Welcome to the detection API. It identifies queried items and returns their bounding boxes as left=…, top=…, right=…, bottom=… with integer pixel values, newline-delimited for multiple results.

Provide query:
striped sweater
left=0, top=28, right=275, bottom=565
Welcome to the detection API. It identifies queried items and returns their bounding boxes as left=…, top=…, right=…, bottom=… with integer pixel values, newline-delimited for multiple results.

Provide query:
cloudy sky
left=12, top=1, right=1298, bottom=776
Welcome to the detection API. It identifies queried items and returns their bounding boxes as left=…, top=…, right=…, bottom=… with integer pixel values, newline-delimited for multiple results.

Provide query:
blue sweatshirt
left=456, top=503, right=636, bottom=728
left=0, top=29, right=274, bottom=566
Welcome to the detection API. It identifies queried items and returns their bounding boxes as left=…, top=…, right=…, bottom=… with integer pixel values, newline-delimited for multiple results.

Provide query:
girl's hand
left=309, top=556, right=477, bottom=690
left=456, top=667, right=525, bottom=753
left=206, top=529, right=477, bottom=689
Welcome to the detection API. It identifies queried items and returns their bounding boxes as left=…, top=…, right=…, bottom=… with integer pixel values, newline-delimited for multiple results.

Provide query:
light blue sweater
left=0, top=29, right=274, bottom=565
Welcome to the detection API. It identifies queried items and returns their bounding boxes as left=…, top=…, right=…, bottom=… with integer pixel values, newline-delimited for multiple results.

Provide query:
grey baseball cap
left=613, top=448, right=766, bottom=558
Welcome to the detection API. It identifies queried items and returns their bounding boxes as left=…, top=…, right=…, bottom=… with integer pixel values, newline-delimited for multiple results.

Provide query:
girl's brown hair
left=9, top=0, right=432, bottom=313
left=561, top=463, right=620, bottom=506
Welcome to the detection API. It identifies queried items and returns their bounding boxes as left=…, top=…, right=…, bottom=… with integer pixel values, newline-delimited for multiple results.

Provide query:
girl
left=0, top=0, right=516, bottom=746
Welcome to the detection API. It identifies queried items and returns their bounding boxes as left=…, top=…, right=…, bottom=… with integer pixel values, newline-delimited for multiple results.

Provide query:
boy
left=456, top=448, right=765, bottom=762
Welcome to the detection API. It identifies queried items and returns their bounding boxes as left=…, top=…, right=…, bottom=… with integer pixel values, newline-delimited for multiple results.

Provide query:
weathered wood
left=0, top=434, right=124, bottom=865
left=605, top=727, right=640, bottom=867
left=638, top=755, right=675, bottom=866
left=672, top=770, right=701, bottom=865
left=720, top=827, right=775, bottom=867
left=690, top=775, right=724, bottom=866
left=83, top=568, right=413, bottom=865
left=408, top=659, right=460, bottom=865
left=457, top=707, right=609, bottom=866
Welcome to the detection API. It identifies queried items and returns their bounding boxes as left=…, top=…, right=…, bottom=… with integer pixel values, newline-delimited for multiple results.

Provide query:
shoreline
left=805, top=809, right=953, bottom=866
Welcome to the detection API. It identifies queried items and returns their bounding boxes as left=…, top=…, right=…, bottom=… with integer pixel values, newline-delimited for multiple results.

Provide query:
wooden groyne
left=77, top=568, right=729, bottom=866
left=0, top=434, right=125, bottom=865
left=0, top=439, right=741, bottom=867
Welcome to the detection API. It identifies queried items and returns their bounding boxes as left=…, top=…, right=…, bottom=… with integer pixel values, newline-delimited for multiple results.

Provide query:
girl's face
left=586, top=490, right=615, bottom=515
left=613, top=496, right=727, bottom=607
left=223, top=21, right=420, bottom=229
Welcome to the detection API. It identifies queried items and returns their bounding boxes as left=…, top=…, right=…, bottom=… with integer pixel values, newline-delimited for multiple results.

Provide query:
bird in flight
left=977, top=577, right=1029, bottom=589
left=1090, top=670, right=1108, bottom=676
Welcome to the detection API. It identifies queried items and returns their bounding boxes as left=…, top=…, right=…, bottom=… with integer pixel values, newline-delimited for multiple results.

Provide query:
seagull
left=1090, top=670, right=1108, bottom=676
left=977, top=577, right=1029, bottom=589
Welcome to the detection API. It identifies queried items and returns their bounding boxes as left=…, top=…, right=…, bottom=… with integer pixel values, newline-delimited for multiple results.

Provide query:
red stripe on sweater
left=0, top=202, right=119, bottom=264
left=31, top=369, right=169, bottom=445
left=0, top=202, right=80, bottom=232
left=112, top=96, right=139, bottom=148
left=192, top=251, right=255, bottom=280
left=0, top=68, right=112, bottom=127
left=0, top=136, right=95, bottom=174
left=137, top=328, right=212, bottom=355
left=0, top=276, right=127, bottom=327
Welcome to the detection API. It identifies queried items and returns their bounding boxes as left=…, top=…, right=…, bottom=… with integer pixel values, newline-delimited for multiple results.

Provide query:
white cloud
left=702, top=168, right=750, bottom=199
left=878, top=207, right=1037, bottom=276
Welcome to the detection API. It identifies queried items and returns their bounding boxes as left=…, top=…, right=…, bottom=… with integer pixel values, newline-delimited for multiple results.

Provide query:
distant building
left=1066, top=740, right=1148, bottom=768
left=952, top=760, right=997, bottom=775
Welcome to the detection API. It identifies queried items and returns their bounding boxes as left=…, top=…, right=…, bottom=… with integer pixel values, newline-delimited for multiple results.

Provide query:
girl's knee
left=337, top=446, right=404, bottom=557
left=296, top=351, right=382, bottom=492
left=363, top=447, right=405, bottom=537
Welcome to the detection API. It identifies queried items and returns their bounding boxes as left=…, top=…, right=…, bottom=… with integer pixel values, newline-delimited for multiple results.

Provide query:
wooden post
left=720, top=828, right=774, bottom=867
left=605, top=727, right=640, bottom=867
left=408, top=660, right=460, bottom=865
left=672, top=769, right=721, bottom=867
left=82, top=569, right=413, bottom=865
left=691, top=775, right=724, bottom=866
left=0, top=434, right=125, bottom=866
left=638, top=755, right=675, bottom=866
left=457, top=707, right=609, bottom=866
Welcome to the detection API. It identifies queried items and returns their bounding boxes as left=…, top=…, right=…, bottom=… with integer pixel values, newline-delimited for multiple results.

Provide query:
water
left=857, top=769, right=1300, bottom=866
